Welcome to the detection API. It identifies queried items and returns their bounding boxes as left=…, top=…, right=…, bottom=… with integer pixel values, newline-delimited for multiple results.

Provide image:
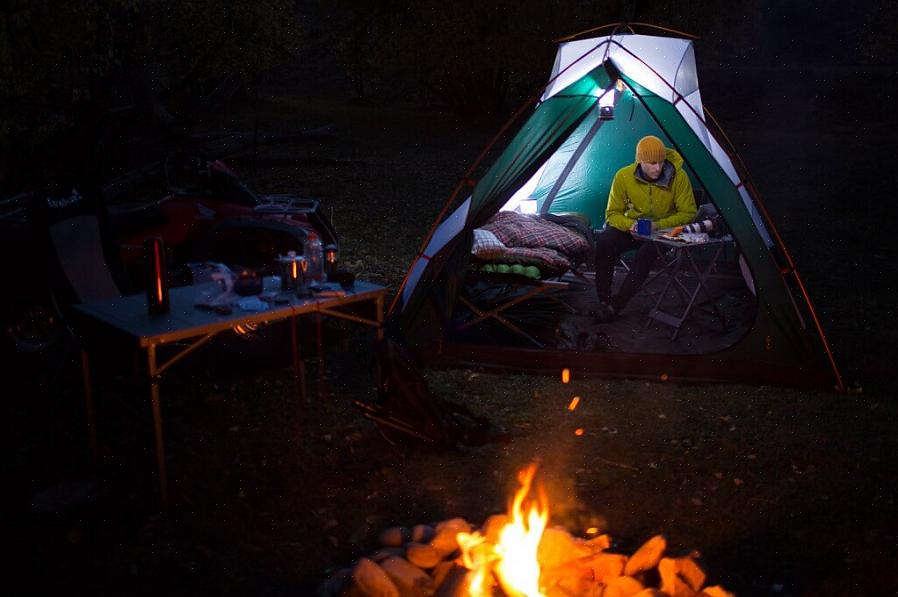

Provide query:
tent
left=389, top=28, right=843, bottom=390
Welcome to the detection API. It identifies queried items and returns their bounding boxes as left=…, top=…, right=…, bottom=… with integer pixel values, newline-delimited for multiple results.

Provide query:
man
left=593, top=135, right=697, bottom=321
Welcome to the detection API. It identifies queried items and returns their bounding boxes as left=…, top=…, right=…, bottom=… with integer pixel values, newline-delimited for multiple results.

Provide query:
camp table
left=74, top=280, right=387, bottom=510
left=636, top=231, right=733, bottom=339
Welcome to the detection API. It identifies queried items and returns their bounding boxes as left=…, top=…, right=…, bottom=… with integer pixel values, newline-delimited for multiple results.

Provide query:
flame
left=561, top=368, right=570, bottom=384
left=567, top=397, right=580, bottom=411
left=458, top=464, right=549, bottom=596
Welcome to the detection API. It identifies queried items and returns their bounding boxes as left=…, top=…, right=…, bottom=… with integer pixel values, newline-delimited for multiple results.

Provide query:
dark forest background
left=1, top=0, right=895, bottom=194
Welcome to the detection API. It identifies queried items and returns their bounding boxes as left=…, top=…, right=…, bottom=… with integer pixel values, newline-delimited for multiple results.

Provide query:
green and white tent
left=391, top=31, right=842, bottom=390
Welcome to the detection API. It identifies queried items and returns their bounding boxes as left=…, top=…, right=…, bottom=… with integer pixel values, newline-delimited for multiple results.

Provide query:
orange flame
left=568, top=396, right=580, bottom=411
left=561, top=368, right=570, bottom=384
left=458, top=464, right=549, bottom=596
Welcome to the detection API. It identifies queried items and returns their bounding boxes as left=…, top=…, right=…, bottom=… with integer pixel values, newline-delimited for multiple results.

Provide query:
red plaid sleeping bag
left=476, top=211, right=591, bottom=273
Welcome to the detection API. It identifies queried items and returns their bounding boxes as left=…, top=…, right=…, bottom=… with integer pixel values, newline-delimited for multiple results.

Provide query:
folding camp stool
left=644, top=236, right=731, bottom=340
left=456, top=273, right=573, bottom=348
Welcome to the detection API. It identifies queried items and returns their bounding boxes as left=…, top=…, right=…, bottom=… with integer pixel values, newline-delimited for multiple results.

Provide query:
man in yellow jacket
left=594, top=135, right=697, bottom=321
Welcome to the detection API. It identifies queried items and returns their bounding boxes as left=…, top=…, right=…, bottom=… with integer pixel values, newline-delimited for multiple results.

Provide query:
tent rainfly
left=389, top=28, right=843, bottom=390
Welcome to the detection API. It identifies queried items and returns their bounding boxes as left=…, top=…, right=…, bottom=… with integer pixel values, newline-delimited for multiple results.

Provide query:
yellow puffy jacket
left=604, top=148, right=697, bottom=232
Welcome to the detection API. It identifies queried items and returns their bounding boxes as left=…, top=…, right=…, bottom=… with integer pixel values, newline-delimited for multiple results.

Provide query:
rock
left=353, top=558, right=400, bottom=597
left=659, top=556, right=706, bottom=597
left=317, top=567, right=352, bottom=597
left=604, top=575, right=645, bottom=597
left=430, top=526, right=463, bottom=558
left=434, top=565, right=470, bottom=597
left=430, top=561, right=456, bottom=590
left=406, top=542, right=442, bottom=569
left=378, top=526, right=410, bottom=547
left=434, top=517, right=471, bottom=535
left=412, top=524, right=435, bottom=544
left=381, top=556, right=436, bottom=596
left=481, top=514, right=508, bottom=544
left=584, top=552, right=627, bottom=582
left=585, top=533, right=612, bottom=552
left=538, top=526, right=592, bottom=569
left=624, top=535, right=667, bottom=576
left=546, top=561, right=598, bottom=596
left=371, top=547, right=405, bottom=563
left=700, top=586, right=735, bottom=597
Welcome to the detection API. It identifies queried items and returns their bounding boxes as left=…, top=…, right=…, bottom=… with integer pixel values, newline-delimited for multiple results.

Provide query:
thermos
left=145, top=236, right=170, bottom=314
left=277, top=251, right=309, bottom=296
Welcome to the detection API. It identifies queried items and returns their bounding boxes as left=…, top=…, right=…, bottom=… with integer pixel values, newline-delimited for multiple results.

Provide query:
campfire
left=319, top=463, right=733, bottom=597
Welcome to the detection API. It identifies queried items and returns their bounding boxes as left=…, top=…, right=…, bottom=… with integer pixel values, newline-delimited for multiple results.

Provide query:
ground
left=8, top=61, right=897, bottom=596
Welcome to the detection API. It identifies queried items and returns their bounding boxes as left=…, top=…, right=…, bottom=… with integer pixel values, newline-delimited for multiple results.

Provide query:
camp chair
left=30, top=186, right=127, bottom=310
left=27, top=186, right=129, bottom=464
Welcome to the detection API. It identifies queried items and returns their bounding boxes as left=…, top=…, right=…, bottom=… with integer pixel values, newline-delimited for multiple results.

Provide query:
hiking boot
left=593, top=301, right=617, bottom=322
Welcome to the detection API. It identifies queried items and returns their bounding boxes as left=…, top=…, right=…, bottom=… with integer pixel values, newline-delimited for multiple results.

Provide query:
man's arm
left=604, top=172, right=634, bottom=232
left=654, top=172, right=697, bottom=229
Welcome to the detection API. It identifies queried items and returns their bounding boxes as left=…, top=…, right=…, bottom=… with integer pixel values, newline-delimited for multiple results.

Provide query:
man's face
left=639, top=160, right=663, bottom=181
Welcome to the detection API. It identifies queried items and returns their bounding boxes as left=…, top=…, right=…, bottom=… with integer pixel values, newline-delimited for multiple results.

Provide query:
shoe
left=593, top=301, right=617, bottom=322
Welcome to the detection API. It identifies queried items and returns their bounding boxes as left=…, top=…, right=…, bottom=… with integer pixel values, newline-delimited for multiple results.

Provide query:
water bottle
left=304, top=231, right=324, bottom=283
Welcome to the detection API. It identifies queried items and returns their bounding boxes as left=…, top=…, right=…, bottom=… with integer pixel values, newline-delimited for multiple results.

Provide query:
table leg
left=291, top=313, right=307, bottom=404
left=316, top=312, right=324, bottom=401
left=375, top=295, right=384, bottom=341
left=80, top=349, right=99, bottom=469
left=147, top=344, right=169, bottom=511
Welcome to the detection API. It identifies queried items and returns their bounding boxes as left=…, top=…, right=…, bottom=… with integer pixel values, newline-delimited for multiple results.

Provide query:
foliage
left=0, top=0, right=301, bottom=189
left=316, top=0, right=767, bottom=115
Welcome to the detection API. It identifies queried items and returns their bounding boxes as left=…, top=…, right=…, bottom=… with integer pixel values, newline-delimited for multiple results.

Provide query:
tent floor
left=451, top=265, right=756, bottom=356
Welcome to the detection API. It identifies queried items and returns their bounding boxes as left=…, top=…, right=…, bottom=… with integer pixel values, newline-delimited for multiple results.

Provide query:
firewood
left=406, top=542, right=442, bottom=569
left=352, top=558, right=400, bottom=597
left=381, top=556, right=437, bottom=597
left=603, top=575, right=645, bottom=597
left=624, top=535, right=667, bottom=576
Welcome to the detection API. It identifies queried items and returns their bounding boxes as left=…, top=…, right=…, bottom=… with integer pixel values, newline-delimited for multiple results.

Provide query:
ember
left=320, top=465, right=734, bottom=596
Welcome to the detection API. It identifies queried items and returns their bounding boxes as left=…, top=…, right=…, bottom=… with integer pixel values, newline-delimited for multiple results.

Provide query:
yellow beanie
left=635, top=135, right=666, bottom=163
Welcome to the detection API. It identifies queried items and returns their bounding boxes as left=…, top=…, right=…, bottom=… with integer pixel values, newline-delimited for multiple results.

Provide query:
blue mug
left=636, top=218, right=652, bottom=236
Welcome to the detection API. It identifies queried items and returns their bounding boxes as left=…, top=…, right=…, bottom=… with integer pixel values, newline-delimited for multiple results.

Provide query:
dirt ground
left=9, top=62, right=898, bottom=596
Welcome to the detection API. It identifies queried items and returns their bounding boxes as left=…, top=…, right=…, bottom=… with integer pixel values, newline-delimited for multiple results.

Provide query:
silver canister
left=277, top=251, right=309, bottom=295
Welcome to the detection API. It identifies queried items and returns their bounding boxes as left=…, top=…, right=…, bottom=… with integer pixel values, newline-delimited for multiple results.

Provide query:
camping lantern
left=324, top=243, right=339, bottom=278
left=598, top=88, right=615, bottom=120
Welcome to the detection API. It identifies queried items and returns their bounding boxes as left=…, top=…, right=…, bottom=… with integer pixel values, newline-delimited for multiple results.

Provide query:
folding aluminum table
left=640, top=233, right=733, bottom=340
left=74, top=281, right=387, bottom=510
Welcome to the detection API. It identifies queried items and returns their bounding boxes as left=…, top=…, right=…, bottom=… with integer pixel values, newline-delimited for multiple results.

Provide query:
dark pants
left=594, top=226, right=659, bottom=311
